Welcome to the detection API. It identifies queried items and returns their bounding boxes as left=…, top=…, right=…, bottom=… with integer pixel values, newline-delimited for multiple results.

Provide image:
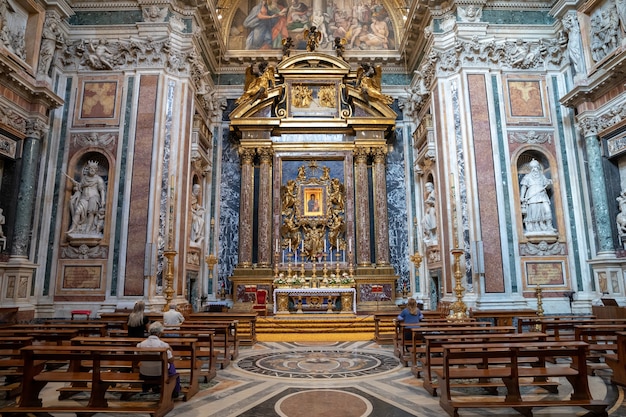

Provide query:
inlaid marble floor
left=4, top=340, right=626, bottom=416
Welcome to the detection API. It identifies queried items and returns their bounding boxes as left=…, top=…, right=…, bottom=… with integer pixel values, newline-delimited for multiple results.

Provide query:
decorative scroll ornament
left=72, top=132, right=117, bottom=149
left=519, top=241, right=565, bottom=256
left=509, top=130, right=552, bottom=144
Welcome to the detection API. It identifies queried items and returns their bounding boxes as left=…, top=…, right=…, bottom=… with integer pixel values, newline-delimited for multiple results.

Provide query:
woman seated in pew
left=137, top=321, right=181, bottom=398
left=127, top=300, right=150, bottom=338
left=397, top=298, right=424, bottom=340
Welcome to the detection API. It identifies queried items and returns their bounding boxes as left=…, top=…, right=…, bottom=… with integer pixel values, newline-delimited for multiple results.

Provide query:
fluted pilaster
left=257, top=147, right=273, bottom=266
left=354, top=146, right=371, bottom=265
left=372, top=146, right=390, bottom=265
left=238, top=148, right=256, bottom=267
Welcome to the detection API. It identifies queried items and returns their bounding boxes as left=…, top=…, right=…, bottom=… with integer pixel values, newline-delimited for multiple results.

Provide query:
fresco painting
left=228, top=0, right=396, bottom=51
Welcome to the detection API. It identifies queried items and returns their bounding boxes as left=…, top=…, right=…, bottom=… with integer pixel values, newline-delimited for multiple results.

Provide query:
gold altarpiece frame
left=229, top=52, right=399, bottom=313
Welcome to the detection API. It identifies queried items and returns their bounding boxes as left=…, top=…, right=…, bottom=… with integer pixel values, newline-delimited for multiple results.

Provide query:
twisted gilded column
left=12, top=119, right=48, bottom=258
left=257, top=147, right=273, bottom=267
left=238, top=147, right=255, bottom=267
left=372, top=146, right=390, bottom=265
left=578, top=116, right=613, bottom=252
left=354, top=146, right=371, bottom=265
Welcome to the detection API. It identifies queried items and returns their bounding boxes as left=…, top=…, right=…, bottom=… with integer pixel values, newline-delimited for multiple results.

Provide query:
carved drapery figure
left=236, top=62, right=275, bottom=104
left=519, top=159, right=556, bottom=234
left=560, top=13, right=584, bottom=77
left=0, top=207, right=5, bottom=238
left=38, top=15, right=64, bottom=76
left=422, top=182, right=438, bottom=245
left=190, top=183, right=205, bottom=244
left=617, top=190, right=626, bottom=238
left=356, top=63, right=393, bottom=105
left=68, top=161, right=106, bottom=235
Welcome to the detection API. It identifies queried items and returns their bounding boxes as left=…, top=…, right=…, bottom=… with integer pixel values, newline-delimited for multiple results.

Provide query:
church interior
left=1, top=0, right=626, bottom=414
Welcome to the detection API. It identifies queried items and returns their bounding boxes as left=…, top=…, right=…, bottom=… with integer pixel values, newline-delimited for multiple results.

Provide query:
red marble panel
left=467, top=74, right=504, bottom=293
left=124, top=75, right=158, bottom=296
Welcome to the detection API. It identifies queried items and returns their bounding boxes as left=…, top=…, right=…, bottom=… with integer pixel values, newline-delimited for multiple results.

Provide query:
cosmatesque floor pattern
left=4, top=340, right=626, bottom=416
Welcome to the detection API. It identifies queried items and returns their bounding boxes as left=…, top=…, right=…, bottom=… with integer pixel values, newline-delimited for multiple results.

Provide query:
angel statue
left=334, top=37, right=347, bottom=59
left=356, top=63, right=393, bottom=105
left=304, top=26, right=322, bottom=52
left=281, top=37, right=294, bottom=59
left=236, top=62, right=276, bottom=104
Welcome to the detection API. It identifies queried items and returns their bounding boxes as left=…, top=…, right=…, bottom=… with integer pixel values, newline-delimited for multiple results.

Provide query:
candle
left=282, top=252, right=285, bottom=264
left=337, top=238, right=339, bottom=251
left=289, top=240, right=291, bottom=252
left=301, top=240, right=304, bottom=251
left=349, top=239, right=352, bottom=252
left=324, top=240, right=327, bottom=253
left=295, top=251, right=298, bottom=263
left=276, top=239, right=279, bottom=253
left=343, top=250, right=345, bottom=262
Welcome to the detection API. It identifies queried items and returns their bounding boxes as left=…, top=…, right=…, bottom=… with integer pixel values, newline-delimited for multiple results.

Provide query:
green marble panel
left=69, top=11, right=144, bottom=26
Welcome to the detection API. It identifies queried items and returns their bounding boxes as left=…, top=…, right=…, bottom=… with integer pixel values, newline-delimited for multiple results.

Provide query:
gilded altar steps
left=255, top=315, right=395, bottom=335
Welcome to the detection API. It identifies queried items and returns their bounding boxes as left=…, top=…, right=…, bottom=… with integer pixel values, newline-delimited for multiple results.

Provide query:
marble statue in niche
left=67, top=160, right=106, bottom=236
left=422, top=182, right=438, bottom=246
left=190, top=183, right=205, bottom=245
left=616, top=190, right=626, bottom=242
left=519, top=158, right=556, bottom=235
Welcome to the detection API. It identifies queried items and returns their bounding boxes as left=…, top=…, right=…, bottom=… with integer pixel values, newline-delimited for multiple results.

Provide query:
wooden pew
left=516, top=315, right=596, bottom=333
left=605, top=331, right=626, bottom=386
left=1, top=345, right=176, bottom=417
left=70, top=336, right=204, bottom=401
left=188, top=312, right=258, bottom=345
left=0, top=328, right=79, bottom=345
left=180, top=321, right=238, bottom=363
left=420, top=331, right=546, bottom=396
left=373, top=312, right=398, bottom=343
left=0, top=336, right=32, bottom=399
left=573, top=324, right=626, bottom=375
left=436, top=341, right=608, bottom=417
left=19, top=322, right=108, bottom=337
left=469, top=308, right=536, bottom=327
left=394, top=319, right=486, bottom=367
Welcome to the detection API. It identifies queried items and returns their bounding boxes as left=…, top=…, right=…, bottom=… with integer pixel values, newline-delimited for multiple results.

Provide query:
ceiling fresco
left=225, top=0, right=399, bottom=51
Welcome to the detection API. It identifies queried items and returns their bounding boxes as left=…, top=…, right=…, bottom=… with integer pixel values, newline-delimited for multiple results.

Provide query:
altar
left=273, top=288, right=356, bottom=314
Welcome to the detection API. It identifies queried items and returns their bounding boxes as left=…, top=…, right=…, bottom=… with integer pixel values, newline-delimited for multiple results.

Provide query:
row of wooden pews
left=393, top=312, right=616, bottom=417
left=0, top=309, right=259, bottom=416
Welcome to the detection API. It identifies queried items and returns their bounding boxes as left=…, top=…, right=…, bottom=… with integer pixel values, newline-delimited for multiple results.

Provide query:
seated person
left=397, top=298, right=423, bottom=340
left=136, top=321, right=181, bottom=398
left=127, top=300, right=149, bottom=338
left=163, top=304, right=185, bottom=330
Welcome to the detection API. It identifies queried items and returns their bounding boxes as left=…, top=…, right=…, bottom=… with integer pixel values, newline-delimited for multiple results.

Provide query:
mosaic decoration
left=236, top=348, right=400, bottom=378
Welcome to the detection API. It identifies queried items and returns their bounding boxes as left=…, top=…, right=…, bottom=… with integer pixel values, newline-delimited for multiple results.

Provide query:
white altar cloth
left=273, top=287, right=356, bottom=314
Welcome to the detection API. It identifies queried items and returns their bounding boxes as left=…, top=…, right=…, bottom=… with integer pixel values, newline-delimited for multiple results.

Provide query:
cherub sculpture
left=304, top=26, right=322, bottom=52
left=356, top=63, right=393, bottom=105
left=281, top=37, right=294, bottom=59
left=334, top=37, right=347, bottom=59
left=236, top=62, right=276, bottom=104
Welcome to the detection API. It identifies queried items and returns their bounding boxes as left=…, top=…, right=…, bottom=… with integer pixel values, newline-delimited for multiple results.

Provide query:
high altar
left=227, top=48, right=400, bottom=313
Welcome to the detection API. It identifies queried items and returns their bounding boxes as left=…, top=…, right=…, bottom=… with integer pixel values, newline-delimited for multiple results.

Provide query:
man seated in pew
left=127, top=300, right=150, bottom=338
left=397, top=298, right=424, bottom=340
left=163, top=304, right=185, bottom=330
left=137, top=321, right=181, bottom=398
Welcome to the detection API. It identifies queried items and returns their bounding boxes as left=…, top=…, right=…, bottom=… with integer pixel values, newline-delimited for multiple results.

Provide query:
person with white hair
left=136, top=321, right=180, bottom=398
left=163, top=304, right=185, bottom=330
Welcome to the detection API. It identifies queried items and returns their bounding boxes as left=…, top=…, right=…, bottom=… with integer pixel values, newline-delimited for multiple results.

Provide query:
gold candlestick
left=162, top=250, right=177, bottom=312
left=323, top=253, right=328, bottom=278
left=449, top=248, right=468, bottom=320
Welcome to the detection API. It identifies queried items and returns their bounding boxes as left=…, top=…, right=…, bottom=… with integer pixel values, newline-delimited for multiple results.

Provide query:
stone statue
left=236, top=62, right=275, bottom=104
left=356, top=63, right=393, bottom=105
left=190, top=183, right=205, bottom=244
left=561, top=13, right=584, bottom=77
left=0, top=207, right=5, bottom=238
left=86, top=39, right=114, bottom=70
left=68, top=160, right=106, bottom=235
left=617, top=190, right=626, bottom=238
left=519, top=159, right=556, bottom=234
left=422, top=182, right=438, bottom=245
left=38, top=15, right=64, bottom=76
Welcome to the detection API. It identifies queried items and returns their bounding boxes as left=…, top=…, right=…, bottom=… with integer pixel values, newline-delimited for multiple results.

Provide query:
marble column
left=354, top=146, right=371, bottom=265
left=578, top=116, right=613, bottom=252
left=11, top=119, right=47, bottom=258
left=257, top=147, right=273, bottom=267
left=238, top=147, right=255, bottom=267
left=372, top=146, right=390, bottom=265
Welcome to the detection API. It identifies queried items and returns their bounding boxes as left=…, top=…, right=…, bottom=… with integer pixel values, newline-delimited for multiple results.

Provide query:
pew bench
left=420, top=331, right=547, bottom=396
left=1, top=345, right=177, bottom=417
left=70, top=336, right=204, bottom=401
left=188, top=312, right=257, bottom=346
left=605, top=331, right=626, bottom=386
left=574, top=324, right=626, bottom=375
left=373, top=312, right=399, bottom=343
left=0, top=336, right=32, bottom=399
left=435, top=341, right=608, bottom=417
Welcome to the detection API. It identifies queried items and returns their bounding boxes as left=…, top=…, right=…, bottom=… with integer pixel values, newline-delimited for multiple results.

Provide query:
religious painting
left=522, top=258, right=568, bottom=291
left=73, top=76, right=123, bottom=126
left=303, top=187, right=324, bottom=216
left=503, top=75, right=551, bottom=125
left=227, top=0, right=397, bottom=52
left=288, top=81, right=340, bottom=118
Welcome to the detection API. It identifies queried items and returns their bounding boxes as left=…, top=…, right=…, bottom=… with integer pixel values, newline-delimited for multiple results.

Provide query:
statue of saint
left=68, top=161, right=106, bottom=235
left=422, top=182, right=438, bottom=245
left=190, top=184, right=205, bottom=244
left=617, top=190, right=626, bottom=238
left=519, top=159, right=556, bottom=234
left=0, top=207, right=5, bottom=239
